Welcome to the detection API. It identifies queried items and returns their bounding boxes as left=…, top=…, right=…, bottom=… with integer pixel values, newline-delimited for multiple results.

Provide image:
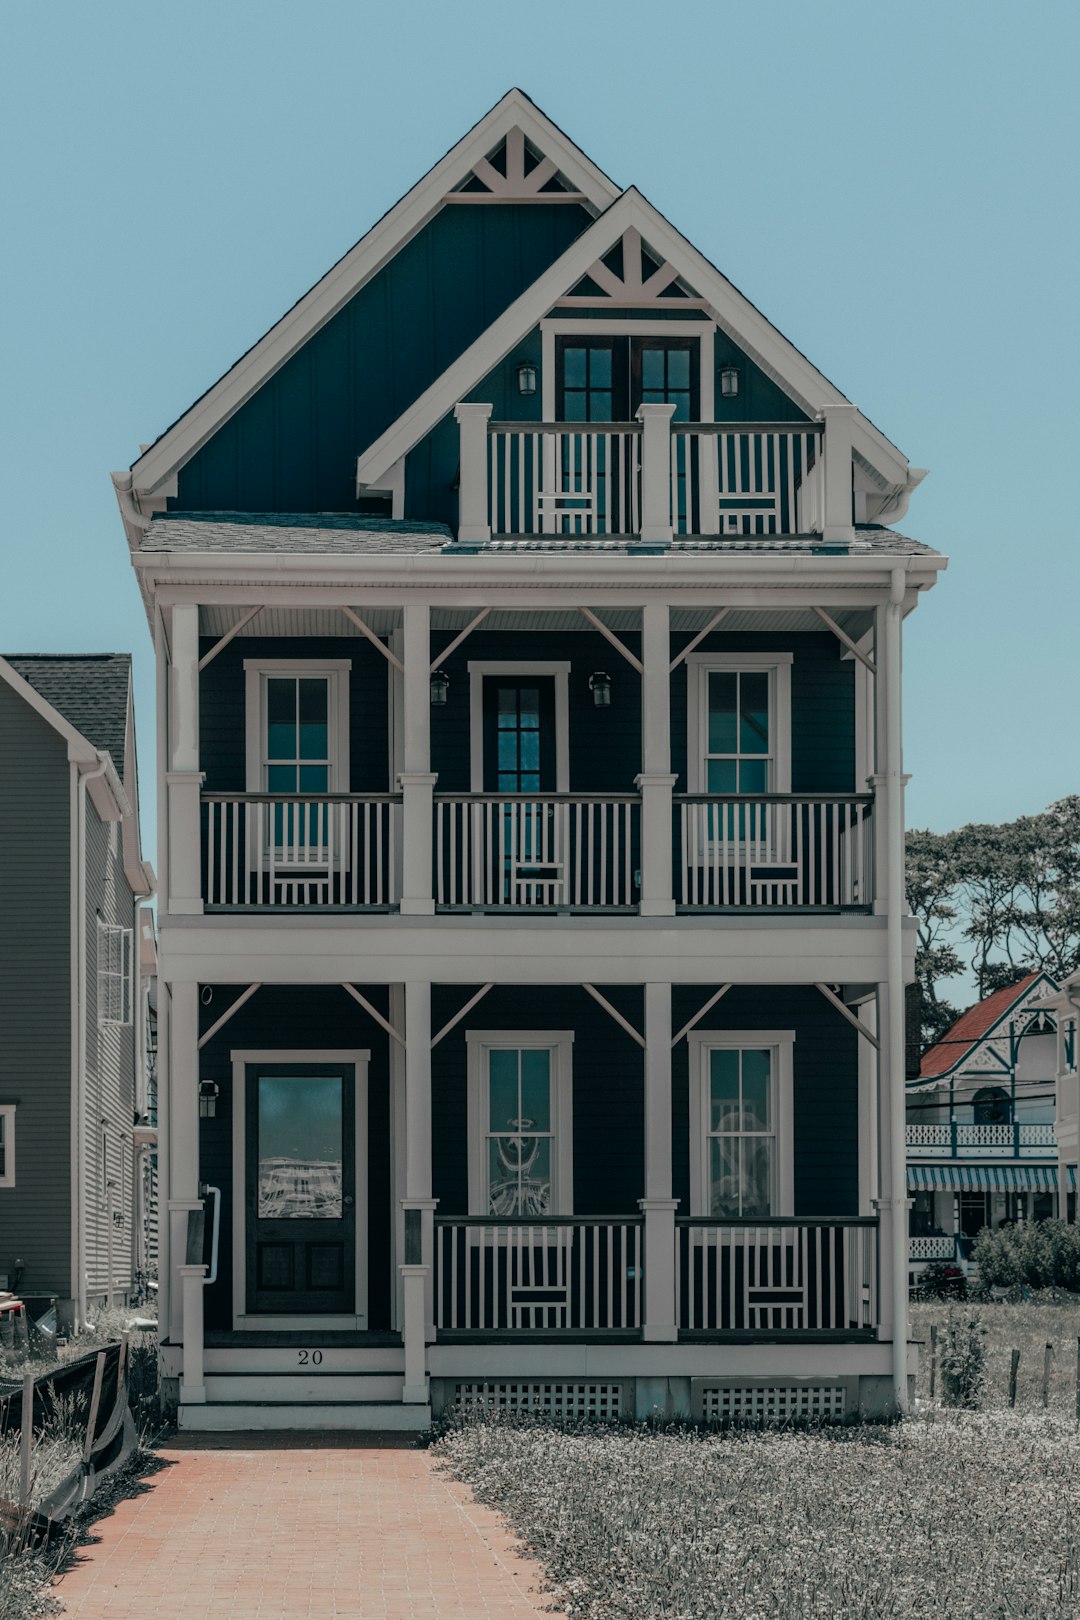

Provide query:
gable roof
left=916, top=972, right=1058, bottom=1083
left=120, top=90, right=620, bottom=511
left=3, top=654, right=131, bottom=779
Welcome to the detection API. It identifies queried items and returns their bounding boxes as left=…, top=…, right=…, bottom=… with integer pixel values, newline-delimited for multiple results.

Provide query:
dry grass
left=913, top=1295, right=1080, bottom=1413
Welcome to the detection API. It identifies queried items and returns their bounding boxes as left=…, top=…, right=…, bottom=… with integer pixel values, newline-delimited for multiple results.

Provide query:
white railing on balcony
left=908, top=1235, right=959, bottom=1263
left=203, top=794, right=399, bottom=907
left=905, top=1122, right=1057, bottom=1159
left=434, top=1218, right=643, bottom=1332
left=488, top=421, right=641, bottom=536
left=676, top=795, right=874, bottom=909
left=671, top=423, right=822, bottom=536
left=677, top=1218, right=878, bottom=1333
left=434, top=794, right=639, bottom=909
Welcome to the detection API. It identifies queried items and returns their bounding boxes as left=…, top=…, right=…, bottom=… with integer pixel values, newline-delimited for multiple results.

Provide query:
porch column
left=883, top=569, right=910, bottom=1413
left=398, top=602, right=436, bottom=914
left=403, top=981, right=436, bottom=1341
left=454, top=402, right=492, bottom=543
left=820, top=403, right=857, bottom=543
left=636, top=403, right=676, bottom=545
left=178, top=1264, right=207, bottom=1405
left=636, top=602, right=676, bottom=917
left=167, top=982, right=202, bottom=1346
left=640, top=982, right=678, bottom=1341
left=166, top=602, right=204, bottom=915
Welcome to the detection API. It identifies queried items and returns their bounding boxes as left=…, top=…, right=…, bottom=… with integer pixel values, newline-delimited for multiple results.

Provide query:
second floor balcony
left=905, top=1121, right=1057, bottom=1160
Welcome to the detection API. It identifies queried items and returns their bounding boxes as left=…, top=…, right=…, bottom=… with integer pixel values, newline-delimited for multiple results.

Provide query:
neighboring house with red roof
left=906, top=971, right=1071, bottom=1280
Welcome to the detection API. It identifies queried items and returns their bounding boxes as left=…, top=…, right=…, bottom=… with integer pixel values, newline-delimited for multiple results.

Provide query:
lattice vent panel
left=701, top=1384, right=846, bottom=1424
left=454, top=1382, right=623, bottom=1420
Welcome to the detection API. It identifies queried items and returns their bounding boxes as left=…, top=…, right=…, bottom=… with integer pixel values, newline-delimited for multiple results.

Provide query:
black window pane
left=563, top=348, right=587, bottom=387
left=642, top=349, right=665, bottom=389
left=668, top=348, right=691, bottom=388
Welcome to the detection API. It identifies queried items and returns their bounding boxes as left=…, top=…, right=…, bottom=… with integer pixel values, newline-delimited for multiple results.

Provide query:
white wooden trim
left=243, top=658, right=351, bottom=793
left=467, top=661, right=570, bottom=793
left=685, top=652, right=792, bottom=794
left=687, top=1030, right=795, bottom=1218
left=465, top=1031, right=574, bottom=1216
left=0, top=1104, right=15, bottom=1189
left=230, top=1048, right=370, bottom=1332
left=540, top=319, right=716, bottom=422
left=129, top=90, right=619, bottom=500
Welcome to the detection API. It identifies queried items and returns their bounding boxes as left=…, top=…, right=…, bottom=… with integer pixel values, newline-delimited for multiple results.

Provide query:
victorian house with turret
left=114, top=92, right=944, bottom=1427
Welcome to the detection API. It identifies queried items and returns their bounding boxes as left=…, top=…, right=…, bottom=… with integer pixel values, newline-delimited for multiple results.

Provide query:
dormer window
left=555, top=335, right=700, bottom=422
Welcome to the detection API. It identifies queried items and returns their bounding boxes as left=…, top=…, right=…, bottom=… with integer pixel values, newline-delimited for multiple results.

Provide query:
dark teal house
left=114, top=90, right=945, bottom=1426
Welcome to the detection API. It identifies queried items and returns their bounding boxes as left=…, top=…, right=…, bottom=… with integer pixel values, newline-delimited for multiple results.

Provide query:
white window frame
left=466, top=1031, right=574, bottom=1216
left=688, top=1030, right=795, bottom=1218
left=0, top=1105, right=15, bottom=1188
left=97, top=922, right=133, bottom=1027
left=243, top=659, right=351, bottom=795
left=685, top=652, right=792, bottom=795
left=467, top=662, right=570, bottom=793
left=540, top=319, right=717, bottom=423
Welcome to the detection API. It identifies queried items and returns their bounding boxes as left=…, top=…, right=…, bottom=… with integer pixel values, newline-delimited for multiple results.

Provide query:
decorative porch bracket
left=582, top=983, right=646, bottom=1048
left=340, top=607, right=405, bottom=672
left=669, top=608, right=730, bottom=672
left=812, top=606, right=876, bottom=675
left=431, top=983, right=494, bottom=1049
left=196, top=983, right=262, bottom=1050
left=431, top=607, right=491, bottom=670
left=577, top=608, right=644, bottom=674
left=671, top=984, right=733, bottom=1047
left=815, top=983, right=881, bottom=1050
left=197, top=606, right=264, bottom=671
left=342, top=983, right=407, bottom=1048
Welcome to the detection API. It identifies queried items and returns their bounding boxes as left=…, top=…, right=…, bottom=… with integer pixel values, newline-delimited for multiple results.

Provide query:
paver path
left=55, top=1433, right=566, bottom=1619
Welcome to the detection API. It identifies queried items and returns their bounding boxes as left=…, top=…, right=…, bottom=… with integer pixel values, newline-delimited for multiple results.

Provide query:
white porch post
left=167, top=982, right=202, bottom=1348
left=636, top=402, right=676, bottom=545
left=820, top=403, right=857, bottom=543
left=166, top=602, right=204, bottom=915
left=398, top=603, right=436, bottom=915
left=640, top=982, right=678, bottom=1341
left=178, top=1263, right=207, bottom=1405
left=402, top=979, right=436, bottom=1354
left=454, top=402, right=492, bottom=544
left=636, top=602, right=676, bottom=917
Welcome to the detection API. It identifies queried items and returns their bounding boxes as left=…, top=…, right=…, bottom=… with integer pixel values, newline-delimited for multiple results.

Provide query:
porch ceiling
left=197, top=604, right=874, bottom=639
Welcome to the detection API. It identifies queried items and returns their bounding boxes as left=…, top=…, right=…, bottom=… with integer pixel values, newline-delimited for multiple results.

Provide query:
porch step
left=178, top=1401, right=431, bottom=1433
left=204, top=1346, right=405, bottom=1375
left=203, top=1372, right=404, bottom=1403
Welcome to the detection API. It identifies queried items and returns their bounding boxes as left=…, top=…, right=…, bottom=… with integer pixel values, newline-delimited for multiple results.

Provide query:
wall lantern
left=199, top=1080, right=220, bottom=1120
left=588, top=671, right=612, bottom=708
left=517, top=361, right=538, bottom=397
left=430, top=669, right=451, bottom=707
left=720, top=364, right=740, bottom=399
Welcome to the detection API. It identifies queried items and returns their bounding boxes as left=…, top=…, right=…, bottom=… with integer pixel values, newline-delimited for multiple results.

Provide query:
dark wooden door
left=245, top=1063, right=356, bottom=1315
left=482, top=678, right=557, bottom=794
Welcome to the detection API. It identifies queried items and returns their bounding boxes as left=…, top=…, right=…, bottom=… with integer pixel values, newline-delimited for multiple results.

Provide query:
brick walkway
left=55, top=1433, right=565, bottom=1619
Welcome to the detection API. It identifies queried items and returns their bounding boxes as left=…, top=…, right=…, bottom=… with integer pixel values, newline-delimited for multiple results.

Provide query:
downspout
left=886, top=565, right=909, bottom=1413
left=75, top=753, right=109, bottom=1329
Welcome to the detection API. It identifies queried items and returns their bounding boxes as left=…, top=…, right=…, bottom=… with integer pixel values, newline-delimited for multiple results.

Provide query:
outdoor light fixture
left=199, top=1080, right=220, bottom=1120
left=720, top=364, right=740, bottom=399
left=430, top=669, right=450, bottom=707
left=589, top=671, right=612, bottom=708
left=517, top=361, right=538, bottom=396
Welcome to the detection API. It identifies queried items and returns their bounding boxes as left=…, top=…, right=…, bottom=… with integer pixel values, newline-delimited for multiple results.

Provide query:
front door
left=482, top=677, right=557, bottom=794
left=245, top=1063, right=356, bottom=1317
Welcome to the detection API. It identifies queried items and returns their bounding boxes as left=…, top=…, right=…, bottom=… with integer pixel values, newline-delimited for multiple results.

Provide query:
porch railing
left=202, top=793, right=399, bottom=907
left=675, top=794, right=874, bottom=909
left=905, top=1122, right=1057, bottom=1159
left=434, top=794, right=639, bottom=910
left=908, top=1234, right=959, bottom=1263
left=488, top=421, right=642, bottom=536
left=671, top=423, right=822, bottom=536
left=676, top=1217, right=878, bottom=1333
left=434, top=1217, right=643, bottom=1333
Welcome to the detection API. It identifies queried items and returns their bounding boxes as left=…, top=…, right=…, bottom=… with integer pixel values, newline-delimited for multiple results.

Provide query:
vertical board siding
left=172, top=205, right=590, bottom=515
left=197, top=987, right=392, bottom=1331
left=671, top=985, right=859, bottom=1216
left=0, top=684, right=72, bottom=1295
left=198, top=636, right=390, bottom=793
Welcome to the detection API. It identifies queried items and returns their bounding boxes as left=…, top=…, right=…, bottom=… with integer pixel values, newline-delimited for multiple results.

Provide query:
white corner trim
left=465, top=1030, right=574, bottom=1216
left=467, top=661, right=571, bottom=793
left=230, top=1049, right=371, bottom=1332
left=685, top=653, right=792, bottom=794
left=687, top=1030, right=795, bottom=1219
left=242, top=659, right=352, bottom=794
left=0, top=1104, right=15, bottom=1189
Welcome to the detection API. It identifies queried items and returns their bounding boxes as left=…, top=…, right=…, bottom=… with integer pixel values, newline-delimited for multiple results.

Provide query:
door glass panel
left=563, top=347, right=587, bottom=388
left=257, top=1075, right=342, bottom=1219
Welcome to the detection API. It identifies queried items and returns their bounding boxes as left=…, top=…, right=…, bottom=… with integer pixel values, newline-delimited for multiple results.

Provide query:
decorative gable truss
left=446, top=127, right=589, bottom=204
left=558, top=226, right=702, bottom=306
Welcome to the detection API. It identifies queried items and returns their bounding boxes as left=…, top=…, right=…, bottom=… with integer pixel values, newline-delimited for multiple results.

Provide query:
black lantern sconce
left=588, top=671, right=612, bottom=708
left=720, top=363, right=740, bottom=399
left=199, top=1080, right=220, bottom=1120
left=430, top=668, right=450, bottom=707
left=517, top=361, right=538, bottom=397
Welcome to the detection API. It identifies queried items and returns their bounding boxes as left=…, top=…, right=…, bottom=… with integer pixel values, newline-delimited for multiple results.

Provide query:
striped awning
left=907, top=1164, right=1075, bottom=1193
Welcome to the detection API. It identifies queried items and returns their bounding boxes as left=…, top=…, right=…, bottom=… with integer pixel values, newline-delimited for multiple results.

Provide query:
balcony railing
left=676, top=795, right=874, bottom=910
left=202, top=793, right=399, bottom=908
left=908, top=1235, right=959, bottom=1263
left=671, top=423, right=821, bottom=536
left=677, top=1218, right=878, bottom=1334
left=905, top=1122, right=1057, bottom=1159
left=434, top=1217, right=643, bottom=1333
left=434, top=794, right=639, bottom=910
left=488, top=421, right=642, bottom=536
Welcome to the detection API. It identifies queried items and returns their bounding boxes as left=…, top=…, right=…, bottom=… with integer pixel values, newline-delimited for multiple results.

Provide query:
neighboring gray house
left=0, top=654, right=154, bottom=1328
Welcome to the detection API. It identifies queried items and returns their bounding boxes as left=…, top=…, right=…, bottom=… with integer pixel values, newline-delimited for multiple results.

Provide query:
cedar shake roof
left=918, top=973, right=1044, bottom=1081
left=5, top=654, right=131, bottom=778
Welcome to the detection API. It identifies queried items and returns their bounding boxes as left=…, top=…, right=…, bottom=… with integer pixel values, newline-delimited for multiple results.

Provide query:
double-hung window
left=0, top=1105, right=15, bottom=1188
left=467, top=1033, right=573, bottom=1217
left=689, top=1032, right=794, bottom=1218
left=686, top=654, right=792, bottom=796
left=98, top=922, right=133, bottom=1026
left=244, top=660, right=350, bottom=860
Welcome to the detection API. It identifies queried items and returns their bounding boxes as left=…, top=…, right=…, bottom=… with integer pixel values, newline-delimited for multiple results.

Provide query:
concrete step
left=204, top=1346, right=405, bottom=1375
left=203, top=1372, right=404, bottom=1403
left=178, top=1401, right=431, bottom=1433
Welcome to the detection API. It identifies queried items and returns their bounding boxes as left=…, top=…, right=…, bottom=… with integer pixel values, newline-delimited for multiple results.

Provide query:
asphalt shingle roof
left=5, top=654, right=131, bottom=778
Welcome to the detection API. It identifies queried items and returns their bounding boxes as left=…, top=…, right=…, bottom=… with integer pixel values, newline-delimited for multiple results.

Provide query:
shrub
left=917, top=1261, right=967, bottom=1300
left=938, top=1311, right=987, bottom=1408
left=974, top=1220, right=1080, bottom=1292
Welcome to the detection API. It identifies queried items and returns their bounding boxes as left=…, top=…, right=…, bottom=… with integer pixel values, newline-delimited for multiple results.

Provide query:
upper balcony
left=906, top=1122, right=1057, bottom=1161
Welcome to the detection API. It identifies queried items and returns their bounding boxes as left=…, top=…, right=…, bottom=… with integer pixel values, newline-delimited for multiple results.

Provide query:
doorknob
left=343, top=1195, right=354, bottom=1206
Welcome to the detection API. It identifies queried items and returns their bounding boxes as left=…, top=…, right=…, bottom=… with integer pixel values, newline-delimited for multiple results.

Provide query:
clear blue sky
left=2, top=0, right=1077, bottom=867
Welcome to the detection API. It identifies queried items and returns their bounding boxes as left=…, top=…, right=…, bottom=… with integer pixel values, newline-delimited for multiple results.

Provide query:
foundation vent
left=701, top=1383, right=846, bottom=1425
left=454, top=1381, right=623, bottom=1420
